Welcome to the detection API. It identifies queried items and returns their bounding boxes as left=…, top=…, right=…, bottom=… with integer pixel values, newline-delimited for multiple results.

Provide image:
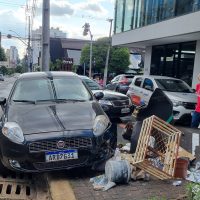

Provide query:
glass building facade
left=114, top=0, right=200, bottom=33
left=150, top=41, right=196, bottom=86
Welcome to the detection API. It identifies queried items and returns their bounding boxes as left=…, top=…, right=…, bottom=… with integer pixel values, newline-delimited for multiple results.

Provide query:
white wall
left=144, top=46, right=152, bottom=75
left=192, top=40, right=200, bottom=88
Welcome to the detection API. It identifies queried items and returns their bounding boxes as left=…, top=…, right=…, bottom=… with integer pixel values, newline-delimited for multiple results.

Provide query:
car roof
left=133, top=75, right=180, bottom=80
left=19, top=71, right=78, bottom=79
left=79, top=75, right=90, bottom=79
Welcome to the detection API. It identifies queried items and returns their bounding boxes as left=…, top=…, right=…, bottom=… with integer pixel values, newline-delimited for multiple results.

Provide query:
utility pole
left=42, top=0, right=50, bottom=71
left=27, top=16, right=31, bottom=72
left=0, top=32, right=1, bottom=48
left=103, top=19, right=113, bottom=87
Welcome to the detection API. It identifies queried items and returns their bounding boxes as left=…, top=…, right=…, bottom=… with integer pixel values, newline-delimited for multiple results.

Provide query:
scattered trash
left=172, top=180, right=182, bottom=186
left=178, top=147, right=196, bottom=161
left=120, top=143, right=131, bottom=152
left=121, top=115, right=182, bottom=180
left=186, top=162, right=200, bottom=183
left=174, top=157, right=189, bottom=179
left=113, top=148, right=121, bottom=161
left=105, top=160, right=131, bottom=183
left=90, top=174, right=116, bottom=191
left=131, top=167, right=150, bottom=181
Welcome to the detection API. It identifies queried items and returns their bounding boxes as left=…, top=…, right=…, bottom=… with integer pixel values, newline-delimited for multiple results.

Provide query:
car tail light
left=119, top=78, right=128, bottom=84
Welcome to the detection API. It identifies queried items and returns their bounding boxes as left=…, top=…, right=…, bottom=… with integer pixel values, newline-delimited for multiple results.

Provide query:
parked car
left=105, top=74, right=134, bottom=94
left=80, top=76, right=134, bottom=122
left=127, top=75, right=197, bottom=123
left=0, top=72, right=114, bottom=173
left=0, top=74, right=4, bottom=81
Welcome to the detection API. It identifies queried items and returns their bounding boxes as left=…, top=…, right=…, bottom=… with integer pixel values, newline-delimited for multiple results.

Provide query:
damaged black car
left=0, top=72, right=113, bottom=173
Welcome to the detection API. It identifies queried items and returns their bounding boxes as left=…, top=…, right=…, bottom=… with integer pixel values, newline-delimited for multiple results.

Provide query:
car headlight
left=2, top=122, right=24, bottom=144
left=128, top=98, right=132, bottom=106
left=172, top=100, right=183, bottom=107
left=93, top=115, right=110, bottom=137
left=98, top=100, right=112, bottom=106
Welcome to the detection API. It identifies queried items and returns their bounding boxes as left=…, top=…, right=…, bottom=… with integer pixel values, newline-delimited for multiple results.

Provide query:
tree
left=50, top=59, right=62, bottom=71
left=15, top=65, right=25, bottom=73
left=80, top=37, right=130, bottom=75
left=0, top=47, right=6, bottom=61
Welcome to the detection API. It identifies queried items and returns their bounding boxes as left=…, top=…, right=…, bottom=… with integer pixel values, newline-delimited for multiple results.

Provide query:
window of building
left=114, top=0, right=200, bottom=33
left=115, top=0, right=124, bottom=33
left=150, top=41, right=196, bottom=86
left=124, top=0, right=134, bottom=31
left=134, top=77, right=143, bottom=87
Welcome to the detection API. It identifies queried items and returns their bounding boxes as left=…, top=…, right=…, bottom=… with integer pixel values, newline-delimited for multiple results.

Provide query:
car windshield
left=155, top=79, right=193, bottom=93
left=124, top=76, right=134, bottom=83
left=11, top=77, right=92, bottom=102
left=82, top=78, right=102, bottom=90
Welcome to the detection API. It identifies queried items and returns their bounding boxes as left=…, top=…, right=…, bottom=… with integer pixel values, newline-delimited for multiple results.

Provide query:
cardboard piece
left=178, top=147, right=195, bottom=161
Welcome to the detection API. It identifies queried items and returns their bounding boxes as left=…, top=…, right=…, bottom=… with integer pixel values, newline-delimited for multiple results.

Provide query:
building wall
left=32, top=27, right=67, bottom=65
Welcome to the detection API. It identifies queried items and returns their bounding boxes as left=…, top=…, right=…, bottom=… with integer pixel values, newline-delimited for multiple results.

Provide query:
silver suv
left=127, top=75, right=197, bottom=122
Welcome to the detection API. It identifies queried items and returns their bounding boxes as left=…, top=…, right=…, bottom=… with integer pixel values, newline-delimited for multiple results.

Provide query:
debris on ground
left=172, top=180, right=182, bottom=186
left=186, top=162, right=200, bottom=183
left=122, top=115, right=182, bottom=180
left=178, top=146, right=196, bottom=161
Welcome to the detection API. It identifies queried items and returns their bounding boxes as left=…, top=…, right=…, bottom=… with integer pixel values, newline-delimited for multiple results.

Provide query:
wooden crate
left=125, top=115, right=181, bottom=180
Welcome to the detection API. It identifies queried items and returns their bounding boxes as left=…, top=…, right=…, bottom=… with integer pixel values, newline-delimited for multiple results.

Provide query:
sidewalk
left=68, top=170, right=187, bottom=200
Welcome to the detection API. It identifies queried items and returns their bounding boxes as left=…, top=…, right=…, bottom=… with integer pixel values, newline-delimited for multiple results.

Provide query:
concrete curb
left=47, top=174, right=76, bottom=200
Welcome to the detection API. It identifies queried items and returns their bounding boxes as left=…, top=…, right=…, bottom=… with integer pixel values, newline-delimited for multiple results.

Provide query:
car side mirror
left=144, top=85, right=153, bottom=91
left=94, top=92, right=104, bottom=100
left=0, top=97, right=6, bottom=106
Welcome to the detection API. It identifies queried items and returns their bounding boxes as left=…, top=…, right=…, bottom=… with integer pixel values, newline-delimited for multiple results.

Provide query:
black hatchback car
left=0, top=72, right=113, bottom=172
left=80, top=76, right=134, bottom=122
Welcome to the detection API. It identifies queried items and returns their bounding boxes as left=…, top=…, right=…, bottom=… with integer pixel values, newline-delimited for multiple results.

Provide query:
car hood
left=164, top=91, right=197, bottom=103
left=7, top=102, right=101, bottom=135
left=92, top=90, right=128, bottom=100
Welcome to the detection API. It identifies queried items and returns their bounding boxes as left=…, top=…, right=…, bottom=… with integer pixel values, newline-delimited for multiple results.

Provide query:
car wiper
left=13, top=100, right=36, bottom=104
left=56, top=99, right=86, bottom=102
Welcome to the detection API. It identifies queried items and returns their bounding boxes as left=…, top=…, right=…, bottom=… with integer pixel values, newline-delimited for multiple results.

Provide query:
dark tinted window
left=124, top=75, right=134, bottom=83
left=155, top=79, right=193, bottom=93
left=134, top=77, right=143, bottom=87
left=82, top=78, right=102, bottom=90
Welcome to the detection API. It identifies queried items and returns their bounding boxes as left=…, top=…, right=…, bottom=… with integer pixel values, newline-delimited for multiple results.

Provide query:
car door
left=140, top=78, right=154, bottom=105
left=127, top=76, right=144, bottom=106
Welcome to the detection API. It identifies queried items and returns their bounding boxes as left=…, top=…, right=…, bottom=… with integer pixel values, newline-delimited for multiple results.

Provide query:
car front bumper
left=173, top=105, right=194, bottom=121
left=0, top=129, right=113, bottom=172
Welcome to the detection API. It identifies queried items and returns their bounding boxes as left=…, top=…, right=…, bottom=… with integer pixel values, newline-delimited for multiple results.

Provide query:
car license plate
left=121, top=108, right=130, bottom=113
left=45, top=149, right=78, bottom=162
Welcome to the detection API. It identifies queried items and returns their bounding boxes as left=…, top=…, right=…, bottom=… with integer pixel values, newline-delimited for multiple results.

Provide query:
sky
left=0, top=0, right=115, bottom=58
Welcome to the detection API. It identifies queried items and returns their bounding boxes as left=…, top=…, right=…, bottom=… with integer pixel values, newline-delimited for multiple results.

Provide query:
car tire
left=115, top=87, right=120, bottom=92
left=0, top=160, right=10, bottom=175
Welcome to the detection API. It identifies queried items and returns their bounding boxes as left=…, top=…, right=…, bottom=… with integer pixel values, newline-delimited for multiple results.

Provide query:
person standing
left=191, top=74, right=200, bottom=128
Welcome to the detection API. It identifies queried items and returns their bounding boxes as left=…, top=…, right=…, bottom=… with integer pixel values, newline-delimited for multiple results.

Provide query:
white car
left=127, top=75, right=197, bottom=123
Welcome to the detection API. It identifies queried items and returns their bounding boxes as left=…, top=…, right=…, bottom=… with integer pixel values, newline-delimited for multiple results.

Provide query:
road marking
left=47, top=174, right=76, bottom=200
left=192, top=133, right=199, bottom=156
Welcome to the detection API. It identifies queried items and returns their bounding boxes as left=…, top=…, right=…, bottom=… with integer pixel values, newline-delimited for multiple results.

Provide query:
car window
left=12, top=78, right=54, bottom=101
left=114, top=76, right=120, bottom=82
left=53, top=78, right=92, bottom=100
left=82, top=78, right=102, bottom=90
left=155, top=79, right=193, bottom=93
left=134, top=77, right=143, bottom=87
left=143, top=78, right=154, bottom=90
left=123, top=75, right=134, bottom=83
